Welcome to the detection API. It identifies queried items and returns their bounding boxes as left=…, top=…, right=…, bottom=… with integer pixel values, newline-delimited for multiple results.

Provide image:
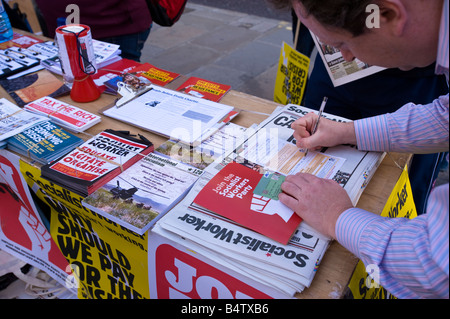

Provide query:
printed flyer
left=274, top=42, right=310, bottom=105
left=176, top=77, right=231, bottom=102
left=194, top=162, right=301, bottom=245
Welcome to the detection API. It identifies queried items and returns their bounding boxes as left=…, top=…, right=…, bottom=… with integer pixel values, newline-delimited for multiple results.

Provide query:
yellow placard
left=274, top=42, right=310, bottom=105
left=347, top=165, right=417, bottom=299
left=20, top=161, right=150, bottom=299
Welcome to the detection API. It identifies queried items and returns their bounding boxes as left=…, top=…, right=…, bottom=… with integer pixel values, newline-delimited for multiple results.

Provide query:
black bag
left=146, top=0, right=187, bottom=27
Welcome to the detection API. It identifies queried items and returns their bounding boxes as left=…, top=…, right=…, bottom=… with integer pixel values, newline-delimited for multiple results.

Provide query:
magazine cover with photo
left=82, top=153, right=203, bottom=235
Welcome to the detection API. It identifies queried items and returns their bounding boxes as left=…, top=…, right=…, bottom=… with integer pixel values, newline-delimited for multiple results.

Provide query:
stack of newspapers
left=154, top=104, right=385, bottom=297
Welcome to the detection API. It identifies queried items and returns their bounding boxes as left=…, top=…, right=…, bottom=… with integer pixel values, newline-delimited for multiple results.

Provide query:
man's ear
left=378, top=0, right=408, bottom=36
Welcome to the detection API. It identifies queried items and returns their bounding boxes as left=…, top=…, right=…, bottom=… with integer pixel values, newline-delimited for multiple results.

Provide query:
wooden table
left=0, top=32, right=410, bottom=298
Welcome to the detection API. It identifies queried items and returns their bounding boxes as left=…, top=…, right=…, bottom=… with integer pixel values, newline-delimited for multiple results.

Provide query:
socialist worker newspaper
left=157, top=104, right=385, bottom=297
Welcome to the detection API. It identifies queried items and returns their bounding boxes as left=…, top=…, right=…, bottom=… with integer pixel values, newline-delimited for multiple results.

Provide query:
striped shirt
left=336, top=0, right=449, bottom=299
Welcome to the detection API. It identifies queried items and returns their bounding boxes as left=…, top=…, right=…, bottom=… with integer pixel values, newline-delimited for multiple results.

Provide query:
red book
left=194, top=162, right=302, bottom=244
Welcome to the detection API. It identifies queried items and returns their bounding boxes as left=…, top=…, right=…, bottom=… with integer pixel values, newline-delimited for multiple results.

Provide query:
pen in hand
left=305, top=97, right=328, bottom=156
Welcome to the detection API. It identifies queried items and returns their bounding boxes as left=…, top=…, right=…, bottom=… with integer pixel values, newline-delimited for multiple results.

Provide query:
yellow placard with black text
left=347, top=165, right=417, bottom=299
left=274, top=42, right=310, bottom=105
left=20, top=161, right=150, bottom=299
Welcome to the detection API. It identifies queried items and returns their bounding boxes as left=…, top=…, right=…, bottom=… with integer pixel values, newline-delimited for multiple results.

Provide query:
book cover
left=7, top=121, right=83, bottom=165
left=193, top=162, right=302, bottom=244
left=24, top=96, right=101, bottom=133
left=92, top=58, right=142, bottom=94
left=0, top=70, right=70, bottom=106
left=41, top=129, right=154, bottom=197
left=104, top=63, right=179, bottom=93
left=136, top=64, right=180, bottom=87
left=176, top=77, right=231, bottom=102
left=82, top=153, right=202, bottom=235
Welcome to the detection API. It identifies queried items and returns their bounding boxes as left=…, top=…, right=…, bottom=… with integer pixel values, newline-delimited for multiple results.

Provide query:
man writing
left=269, top=0, right=448, bottom=298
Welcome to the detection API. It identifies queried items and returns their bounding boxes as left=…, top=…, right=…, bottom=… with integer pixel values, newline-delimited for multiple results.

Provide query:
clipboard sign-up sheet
left=103, top=86, right=235, bottom=145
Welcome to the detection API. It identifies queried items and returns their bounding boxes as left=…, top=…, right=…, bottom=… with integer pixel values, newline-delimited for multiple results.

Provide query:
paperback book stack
left=24, top=96, right=101, bottom=133
left=7, top=121, right=84, bottom=165
left=155, top=104, right=385, bottom=297
left=41, top=129, right=154, bottom=197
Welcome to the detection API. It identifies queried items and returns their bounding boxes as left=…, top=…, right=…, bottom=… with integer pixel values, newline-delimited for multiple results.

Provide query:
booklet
left=40, top=129, right=154, bottom=197
left=194, top=162, right=302, bottom=245
left=41, top=39, right=122, bottom=76
left=92, top=58, right=143, bottom=94
left=176, top=76, right=231, bottom=102
left=24, top=96, right=101, bottom=133
left=7, top=121, right=83, bottom=165
left=104, top=63, right=180, bottom=93
left=0, top=32, right=44, bottom=50
left=310, top=31, right=385, bottom=87
left=0, top=48, right=40, bottom=79
left=82, top=153, right=203, bottom=235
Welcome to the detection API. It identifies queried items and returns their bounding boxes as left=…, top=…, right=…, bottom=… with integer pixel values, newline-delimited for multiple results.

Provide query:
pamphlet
left=24, top=96, right=101, bottom=133
left=83, top=153, right=202, bottom=235
left=7, top=121, right=83, bottom=165
left=40, top=129, right=154, bottom=197
left=176, top=76, right=231, bottom=102
left=194, top=162, right=302, bottom=244
left=0, top=70, right=70, bottom=106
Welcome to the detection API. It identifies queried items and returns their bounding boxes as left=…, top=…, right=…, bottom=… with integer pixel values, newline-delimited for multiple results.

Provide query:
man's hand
left=279, top=173, right=354, bottom=239
left=291, top=112, right=357, bottom=150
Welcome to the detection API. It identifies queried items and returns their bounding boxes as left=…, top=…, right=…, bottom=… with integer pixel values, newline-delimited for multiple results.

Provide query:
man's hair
left=268, top=0, right=378, bottom=36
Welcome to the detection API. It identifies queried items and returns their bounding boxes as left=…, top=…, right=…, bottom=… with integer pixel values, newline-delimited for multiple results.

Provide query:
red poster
left=0, top=150, right=72, bottom=290
left=194, top=162, right=301, bottom=245
left=155, top=243, right=272, bottom=299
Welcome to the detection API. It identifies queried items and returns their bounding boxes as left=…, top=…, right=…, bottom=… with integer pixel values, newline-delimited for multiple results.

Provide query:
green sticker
left=254, top=172, right=286, bottom=200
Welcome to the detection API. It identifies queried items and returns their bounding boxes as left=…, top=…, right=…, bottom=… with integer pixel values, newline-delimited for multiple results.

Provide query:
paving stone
left=146, top=43, right=222, bottom=75
left=187, top=65, right=248, bottom=90
left=215, top=41, right=281, bottom=78
left=191, top=25, right=260, bottom=53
